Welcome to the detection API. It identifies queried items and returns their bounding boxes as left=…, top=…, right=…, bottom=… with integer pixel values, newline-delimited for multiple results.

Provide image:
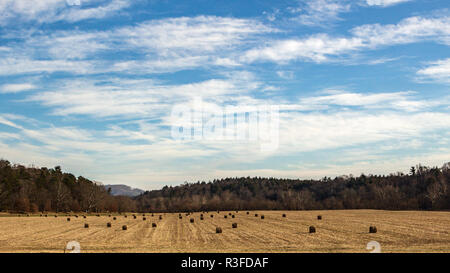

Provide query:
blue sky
left=0, top=0, right=449, bottom=190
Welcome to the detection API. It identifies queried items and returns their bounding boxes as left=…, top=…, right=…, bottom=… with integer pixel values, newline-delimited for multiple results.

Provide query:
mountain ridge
left=104, top=184, right=145, bottom=197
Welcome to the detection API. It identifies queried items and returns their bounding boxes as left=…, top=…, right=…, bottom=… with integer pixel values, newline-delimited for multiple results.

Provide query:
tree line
left=135, top=163, right=450, bottom=212
left=0, top=160, right=136, bottom=213
left=1, top=159, right=449, bottom=213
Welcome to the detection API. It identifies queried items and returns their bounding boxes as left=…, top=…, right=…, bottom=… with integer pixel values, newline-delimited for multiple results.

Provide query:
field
left=0, top=210, right=449, bottom=253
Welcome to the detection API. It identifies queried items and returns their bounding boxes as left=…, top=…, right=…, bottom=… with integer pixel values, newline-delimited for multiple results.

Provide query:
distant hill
left=105, top=184, right=145, bottom=197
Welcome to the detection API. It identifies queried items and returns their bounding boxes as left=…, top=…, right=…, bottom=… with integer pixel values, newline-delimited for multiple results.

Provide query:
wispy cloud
left=0, top=83, right=36, bottom=93
left=365, top=0, right=412, bottom=7
left=297, top=90, right=435, bottom=111
left=0, top=16, right=273, bottom=75
left=242, top=15, right=450, bottom=63
left=291, top=0, right=351, bottom=27
left=417, top=58, right=450, bottom=83
left=26, top=73, right=263, bottom=118
left=0, top=0, right=130, bottom=25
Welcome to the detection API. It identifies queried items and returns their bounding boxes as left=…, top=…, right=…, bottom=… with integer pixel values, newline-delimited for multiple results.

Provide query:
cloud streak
left=0, top=0, right=130, bottom=25
left=417, top=58, right=450, bottom=83
left=242, top=15, right=450, bottom=63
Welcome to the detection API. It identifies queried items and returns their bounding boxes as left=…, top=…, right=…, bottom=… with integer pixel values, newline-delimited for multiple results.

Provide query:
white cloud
left=0, top=0, right=130, bottom=25
left=417, top=58, right=450, bottom=83
left=0, top=58, right=97, bottom=75
left=276, top=71, right=295, bottom=79
left=351, top=16, right=450, bottom=46
left=26, top=74, right=262, bottom=118
left=0, top=116, right=22, bottom=129
left=0, top=0, right=63, bottom=22
left=365, top=0, right=412, bottom=7
left=242, top=34, right=364, bottom=63
left=298, top=90, right=439, bottom=111
left=242, top=15, right=450, bottom=63
left=292, top=0, right=351, bottom=26
left=57, top=0, right=129, bottom=22
left=115, top=16, right=272, bottom=54
left=0, top=16, right=272, bottom=75
left=286, top=0, right=411, bottom=27
left=278, top=111, right=450, bottom=153
left=0, top=83, right=36, bottom=93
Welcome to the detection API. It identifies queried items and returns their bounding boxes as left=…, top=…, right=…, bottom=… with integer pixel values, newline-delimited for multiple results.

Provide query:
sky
left=0, top=0, right=449, bottom=190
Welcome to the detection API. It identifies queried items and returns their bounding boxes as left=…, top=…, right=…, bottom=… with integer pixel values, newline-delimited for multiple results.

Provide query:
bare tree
left=426, top=180, right=447, bottom=209
left=80, top=182, right=107, bottom=212
left=54, top=178, right=70, bottom=213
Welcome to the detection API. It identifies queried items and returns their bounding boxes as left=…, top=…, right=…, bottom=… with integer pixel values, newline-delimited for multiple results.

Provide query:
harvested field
left=0, top=210, right=448, bottom=253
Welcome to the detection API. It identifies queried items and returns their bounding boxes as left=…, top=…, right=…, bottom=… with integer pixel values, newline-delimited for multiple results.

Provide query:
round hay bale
left=179, top=216, right=182, bottom=219
left=83, top=215, right=86, bottom=218
left=142, top=214, right=145, bottom=217
left=228, top=213, right=232, bottom=216
left=122, top=225, right=127, bottom=230
left=210, top=215, right=213, bottom=218
left=216, top=227, right=222, bottom=234
left=108, top=215, right=111, bottom=217
left=124, top=215, right=127, bottom=218
left=151, top=213, right=154, bottom=217
left=54, top=215, right=57, bottom=218
left=113, top=217, right=117, bottom=220
left=107, top=222, right=112, bottom=228
left=75, top=215, right=78, bottom=218
left=143, top=217, right=146, bottom=221
left=254, top=214, right=258, bottom=217
left=317, top=215, right=322, bottom=220
left=159, top=215, right=162, bottom=220
left=190, top=218, right=194, bottom=223
left=152, top=223, right=157, bottom=228
left=261, top=215, right=265, bottom=219
left=45, top=214, right=48, bottom=217
left=224, top=215, right=227, bottom=219
left=67, top=217, right=70, bottom=221
left=84, top=223, right=89, bottom=228
left=232, top=223, right=238, bottom=229
left=282, top=214, right=286, bottom=218
left=96, top=214, right=100, bottom=217
left=246, top=212, right=249, bottom=215
left=231, top=215, right=235, bottom=218
left=133, top=215, right=137, bottom=219
left=369, top=226, right=377, bottom=233
left=309, top=226, right=316, bottom=233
